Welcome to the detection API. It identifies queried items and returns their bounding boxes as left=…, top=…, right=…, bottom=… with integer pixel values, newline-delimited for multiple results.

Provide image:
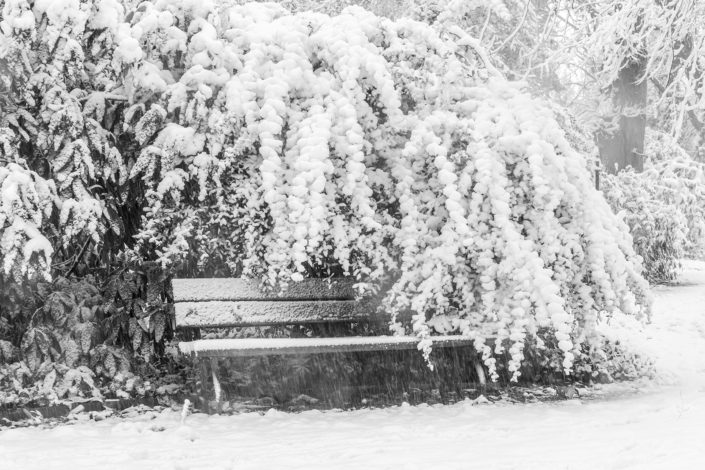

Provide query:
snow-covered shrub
left=601, top=132, right=705, bottom=283
left=649, top=160, right=705, bottom=259
left=0, top=276, right=125, bottom=404
left=601, top=169, right=687, bottom=284
left=644, top=129, right=693, bottom=164
left=644, top=132, right=705, bottom=258
left=111, top=3, right=651, bottom=381
left=582, top=338, right=655, bottom=383
left=0, top=161, right=55, bottom=281
left=0, top=0, right=166, bottom=403
left=0, top=0, right=129, bottom=253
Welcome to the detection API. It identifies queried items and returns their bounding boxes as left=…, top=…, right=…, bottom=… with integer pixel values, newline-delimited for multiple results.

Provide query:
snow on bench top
left=172, top=278, right=357, bottom=302
left=178, top=335, right=476, bottom=357
left=175, top=299, right=375, bottom=327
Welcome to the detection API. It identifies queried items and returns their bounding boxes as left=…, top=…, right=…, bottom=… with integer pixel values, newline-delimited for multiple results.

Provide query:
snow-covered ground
left=2, top=262, right=705, bottom=470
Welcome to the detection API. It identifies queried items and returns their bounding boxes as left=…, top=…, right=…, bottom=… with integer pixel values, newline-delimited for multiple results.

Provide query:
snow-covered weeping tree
left=1, top=1, right=650, bottom=382
left=122, top=2, right=651, bottom=380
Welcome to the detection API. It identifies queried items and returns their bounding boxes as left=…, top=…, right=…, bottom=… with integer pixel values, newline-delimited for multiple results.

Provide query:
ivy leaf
left=129, top=317, right=142, bottom=352
left=61, top=338, right=80, bottom=367
left=137, top=316, right=150, bottom=332
left=132, top=327, right=143, bottom=353
left=25, top=346, right=40, bottom=374
left=133, top=298, right=146, bottom=317
left=104, top=276, right=119, bottom=302
left=153, top=312, right=166, bottom=343
left=103, top=352, right=117, bottom=378
left=79, top=323, right=95, bottom=354
left=139, top=340, right=151, bottom=359
left=0, top=340, right=16, bottom=361
left=42, top=368, right=57, bottom=392
left=146, top=282, right=161, bottom=304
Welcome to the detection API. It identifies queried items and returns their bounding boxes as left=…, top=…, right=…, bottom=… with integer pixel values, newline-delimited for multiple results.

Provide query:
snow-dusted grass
left=2, top=261, right=705, bottom=470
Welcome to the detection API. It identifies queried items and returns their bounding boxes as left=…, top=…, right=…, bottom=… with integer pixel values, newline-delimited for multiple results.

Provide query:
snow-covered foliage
left=601, top=130, right=705, bottom=283
left=0, top=161, right=55, bottom=281
left=601, top=169, right=687, bottom=284
left=644, top=132, right=705, bottom=258
left=100, top=2, right=650, bottom=380
left=0, top=276, right=123, bottom=405
left=254, top=0, right=410, bottom=18
left=409, top=0, right=553, bottom=84
left=0, top=0, right=176, bottom=402
left=0, top=0, right=132, bottom=275
left=543, top=0, right=705, bottom=151
left=0, top=0, right=651, bottom=390
left=583, top=1, right=705, bottom=135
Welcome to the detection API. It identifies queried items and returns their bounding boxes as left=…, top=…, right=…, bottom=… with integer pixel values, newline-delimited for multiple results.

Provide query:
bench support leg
left=210, top=357, right=223, bottom=414
left=474, top=360, right=487, bottom=386
left=198, top=358, right=210, bottom=414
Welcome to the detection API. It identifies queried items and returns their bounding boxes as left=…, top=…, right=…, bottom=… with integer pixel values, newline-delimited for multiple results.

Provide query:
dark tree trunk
left=597, top=58, right=647, bottom=174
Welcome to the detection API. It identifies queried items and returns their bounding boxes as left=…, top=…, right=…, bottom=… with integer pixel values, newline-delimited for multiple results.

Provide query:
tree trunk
left=597, top=58, right=647, bottom=174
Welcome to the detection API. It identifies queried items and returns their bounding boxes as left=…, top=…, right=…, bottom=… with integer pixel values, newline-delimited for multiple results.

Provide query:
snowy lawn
left=2, top=262, right=705, bottom=470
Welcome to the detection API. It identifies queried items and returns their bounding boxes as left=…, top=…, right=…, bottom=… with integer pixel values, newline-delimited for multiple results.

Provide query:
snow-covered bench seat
left=179, top=336, right=475, bottom=357
left=173, top=277, right=480, bottom=412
